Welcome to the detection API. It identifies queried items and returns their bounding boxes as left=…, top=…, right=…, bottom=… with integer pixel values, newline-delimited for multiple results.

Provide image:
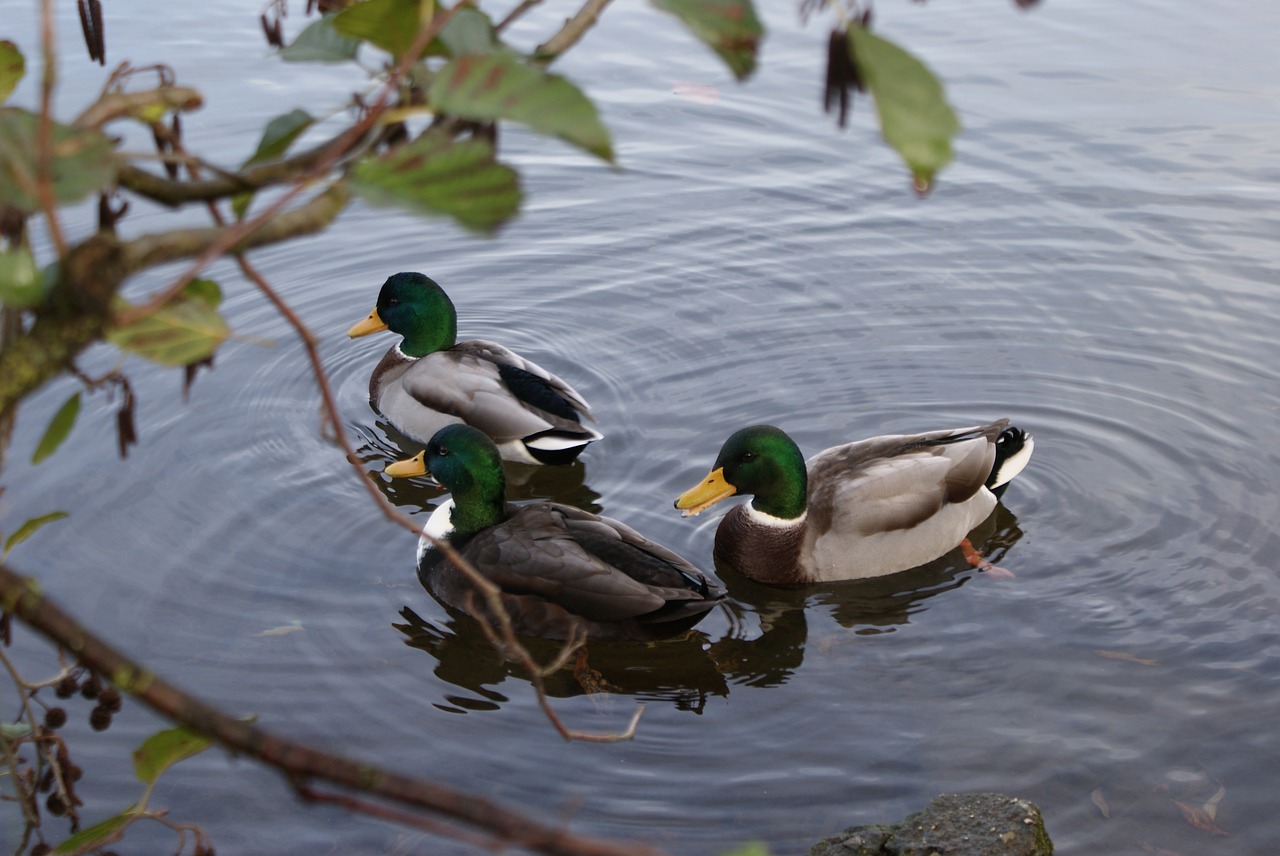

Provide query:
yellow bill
left=384, top=450, right=427, bottom=479
left=674, top=467, right=737, bottom=517
left=347, top=309, right=388, bottom=338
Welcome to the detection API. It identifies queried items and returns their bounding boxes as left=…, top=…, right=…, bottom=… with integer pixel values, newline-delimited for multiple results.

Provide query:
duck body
left=677, top=421, right=1033, bottom=585
left=349, top=273, right=601, bottom=466
left=414, top=425, right=724, bottom=641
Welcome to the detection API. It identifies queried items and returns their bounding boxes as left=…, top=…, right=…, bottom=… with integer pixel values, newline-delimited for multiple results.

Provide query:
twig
left=497, top=0, right=543, bottom=32
left=37, top=0, right=68, bottom=258
left=534, top=0, right=613, bottom=64
left=0, top=562, right=668, bottom=856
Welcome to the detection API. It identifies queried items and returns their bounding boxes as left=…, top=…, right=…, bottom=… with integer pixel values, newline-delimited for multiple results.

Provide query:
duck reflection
left=394, top=503, right=1025, bottom=711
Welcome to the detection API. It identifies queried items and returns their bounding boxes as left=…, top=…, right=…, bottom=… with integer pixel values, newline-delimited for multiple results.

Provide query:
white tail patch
left=990, top=434, right=1034, bottom=488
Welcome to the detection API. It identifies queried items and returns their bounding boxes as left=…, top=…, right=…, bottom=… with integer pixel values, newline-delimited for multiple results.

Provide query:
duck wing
left=463, top=503, right=721, bottom=624
left=396, top=341, right=596, bottom=444
left=807, top=422, right=1005, bottom=537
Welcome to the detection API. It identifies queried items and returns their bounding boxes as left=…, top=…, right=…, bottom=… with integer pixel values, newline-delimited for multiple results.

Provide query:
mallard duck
left=347, top=272, right=601, bottom=466
left=675, top=420, right=1034, bottom=584
left=399, top=424, right=725, bottom=641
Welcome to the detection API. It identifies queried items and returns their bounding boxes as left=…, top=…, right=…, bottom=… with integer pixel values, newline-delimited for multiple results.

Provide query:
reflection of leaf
left=1095, top=649, right=1159, bottom=667
left=430, top=52, right=614, bottom=162
left=351, top=132, right=521, bottom=234
left=3, top=511, right=69, bottom=559
left=54, top=810, right=134, bottom=854
left=31, top=393, right=80, bottom=465
left=651, top=0, right=763, bottom=82
left=1091, top=787, right=1110, bottom=819
left=256, top=620, right=304, bottom=637
left=0, top=40, right=24, bottom=104
left=108, top=279, right=229, bottom=366
left=133, top=726, right=213, bottom=785
left=848, top=26, right=959, bottom=193
left=1203, top=784, right=1226, bottom=822
left=1172, top=799, right=1229, bottom=836
left=0, top=107, right=116, bottom=214
left=279, top=15, right=360, bottom=63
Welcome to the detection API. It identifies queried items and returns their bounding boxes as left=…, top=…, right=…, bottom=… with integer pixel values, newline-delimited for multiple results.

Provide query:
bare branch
left=72, top=86, right=203, bottom=130
left=535, top=0, right=613, bottom=64
left=38, top=0, right=68, bottom=258
left=0, top=562, right=668, bottom=856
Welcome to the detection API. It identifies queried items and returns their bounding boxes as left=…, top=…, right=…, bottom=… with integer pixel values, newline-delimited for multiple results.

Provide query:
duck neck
left=753, top=468, right=807, bottom=521
left=447, top=472, right=507, bottom=537
left=398, top=308, right=457, bottom=357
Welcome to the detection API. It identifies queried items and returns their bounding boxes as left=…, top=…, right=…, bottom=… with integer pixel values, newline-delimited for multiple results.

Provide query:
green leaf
left=438, top=7, right=496, bottom=57
left=848, top=26, right=960, bottom=192
left=231, top=190, right=253, bottom=220
left=0, top=108, right=116, bottom=214
left=244, top=109, right=315, bottom=167
left=351, top=132, right=521, bottom=234
left=0, top=246, right=45, bottom=307
left=430, top=52, right=613, bottom=162
left=133, top=725, right=213, bottom=785
left=54, top=810, right=135, bottom=854
left=279, top=14, right=361, bottom=63
left=31, top=393, right=80, bottom=465
left=0, top=40, right=24, bottom=104
left=3, top=511, right=69, bottom=559
left=333, top=0, right=423, bottom=60
left=650, top=0, right=763, bottom=81
left=108, top=279, right=230, bottom=366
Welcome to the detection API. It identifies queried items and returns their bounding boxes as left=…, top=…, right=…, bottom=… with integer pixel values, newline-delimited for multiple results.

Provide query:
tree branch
left=534, top=0, right=613, bottom=64
left=0, top=562, right=667, bottom=856
left=118, top=182, right=350, bottom=274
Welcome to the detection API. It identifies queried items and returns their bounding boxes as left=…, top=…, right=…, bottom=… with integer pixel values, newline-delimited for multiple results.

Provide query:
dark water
left=3, top=0, right=1279, bottom=853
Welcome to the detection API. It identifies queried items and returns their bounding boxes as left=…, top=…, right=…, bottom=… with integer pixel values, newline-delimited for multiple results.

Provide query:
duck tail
left=987, top=425, right=1034, bottom=497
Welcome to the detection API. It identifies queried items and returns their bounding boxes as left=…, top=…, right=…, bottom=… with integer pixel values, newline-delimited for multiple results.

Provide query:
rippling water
left=3, top=0, right=1279, bottom=853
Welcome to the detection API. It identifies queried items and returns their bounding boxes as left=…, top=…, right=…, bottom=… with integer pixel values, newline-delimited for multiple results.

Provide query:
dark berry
left=43, top=707, right=67, bottom=729
left=80, top=674, right=102, bottom=700
left=31, top=844, right=52, bottom=856
left=89, top=707, right=112, bottom=732
left=98, top=687, right=122, bottom=713
left=55, top=675, right=78, bottom=698
left=45, top=792, right=66, bottom=816
left=67, top=763, right=83, bottom=783
left=38, top=767, right=54, bottom=793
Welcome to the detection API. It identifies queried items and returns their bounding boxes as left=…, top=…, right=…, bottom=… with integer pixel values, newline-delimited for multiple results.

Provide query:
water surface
left=3, top=1, right=1278, bottom=853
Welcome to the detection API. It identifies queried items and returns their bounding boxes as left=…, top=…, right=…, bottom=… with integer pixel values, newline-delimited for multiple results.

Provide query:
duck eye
left=741, top=451, right=756, bottom=463
left=387, top=298, right=400, bottom=306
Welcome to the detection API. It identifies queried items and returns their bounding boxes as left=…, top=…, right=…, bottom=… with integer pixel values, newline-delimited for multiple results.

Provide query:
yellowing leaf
left=848, top=26, right=959, bottom=193
left=133, top=725, right=213, bottom=785
left=109, top=279, right=229, bottom=366
left=0, top=246, right=44, bottom=307
left=430, top=52, right=614, bottom=163
left=0, top=40, right=24, bottom=104
left=54, top=811, right=134, bottom=854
